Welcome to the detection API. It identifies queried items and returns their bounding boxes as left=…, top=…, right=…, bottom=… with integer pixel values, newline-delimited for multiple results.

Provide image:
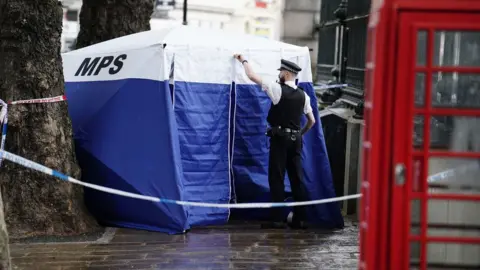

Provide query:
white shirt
left=261, top=79, right=313, bottom=115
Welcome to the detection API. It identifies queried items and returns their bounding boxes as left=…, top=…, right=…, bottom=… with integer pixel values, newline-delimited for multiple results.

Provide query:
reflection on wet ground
left=11, top=220, right=359, bottom=269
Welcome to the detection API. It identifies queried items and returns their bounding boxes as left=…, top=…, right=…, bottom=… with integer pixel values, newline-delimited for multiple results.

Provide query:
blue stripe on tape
left=52, top=170, right=69, bottom=181
left=0, top=149, right=362, bottom=208
left=0, top=102, right=8, bottom=167
left=160, top=199, right=181, bottom=204
left=0, top=123, right=6, bottom=167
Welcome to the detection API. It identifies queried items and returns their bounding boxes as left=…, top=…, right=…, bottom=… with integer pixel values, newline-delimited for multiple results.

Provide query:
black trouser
left=268, top=132, right=307, bottom=222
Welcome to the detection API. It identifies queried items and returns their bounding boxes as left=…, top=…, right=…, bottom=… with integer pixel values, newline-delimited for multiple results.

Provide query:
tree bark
left=0, top=190, right=10, bottom=270
left=76, top=0, right=154, bottom=49
left=0, top=0, right=98, bottom=239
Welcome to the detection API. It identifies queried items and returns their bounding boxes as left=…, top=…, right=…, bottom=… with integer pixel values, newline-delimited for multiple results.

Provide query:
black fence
left=316, top=0, right=370, bottom=199
left=316, top=0, right=371, bottom=90
left=318, top=0, right=480, bottom=180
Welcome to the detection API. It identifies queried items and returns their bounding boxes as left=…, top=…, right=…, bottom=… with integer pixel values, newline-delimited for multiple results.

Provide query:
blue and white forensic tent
left=61, top=26, right=344, bottom=234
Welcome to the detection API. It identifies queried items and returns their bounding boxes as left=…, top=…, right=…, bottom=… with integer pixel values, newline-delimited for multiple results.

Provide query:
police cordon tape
left=427, top=162, right=479, bottom=183
left=4, top=83, right=345, bottom=106
left=0, top=83, right=345, bottom=165
left=0, top=91, right=364, bottom=209
left=0, top=87, right=473, bottom=209
left=0, top=100, right=8, bottom=167
left=0, top=149, right=362, bottom=208
left=0, top=143, right=474, bottom=208
left=1, top=83, right=345, bottom=107
left=7, top=95, right=66, bottom=105
left=0, top=95, right=66, bottom=167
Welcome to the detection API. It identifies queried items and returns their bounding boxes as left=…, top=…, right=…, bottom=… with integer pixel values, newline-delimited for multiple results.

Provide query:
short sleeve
left=261, top=78, right=282, bottom=105
left=304, top=92, right=313, bottom=114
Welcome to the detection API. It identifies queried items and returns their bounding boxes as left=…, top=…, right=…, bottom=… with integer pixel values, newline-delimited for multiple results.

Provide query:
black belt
left=266, top=126, right=300, bottom=139
left=271, top=126, right=300, bottom=133
left=281, top=127, right=300, bottom=133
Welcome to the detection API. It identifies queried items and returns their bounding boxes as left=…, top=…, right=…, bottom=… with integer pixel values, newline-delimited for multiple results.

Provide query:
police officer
left=234, top=54, right=316, bottom=229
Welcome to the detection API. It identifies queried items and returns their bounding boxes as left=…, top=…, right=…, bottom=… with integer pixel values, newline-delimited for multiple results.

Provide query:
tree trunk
left=0, top=190, right=10, bottom=270
left=76, top=0, right=154, bottom=49
left=0, top=0, right=98, bottom=239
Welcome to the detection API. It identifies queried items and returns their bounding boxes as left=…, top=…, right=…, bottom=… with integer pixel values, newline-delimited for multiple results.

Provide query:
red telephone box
left=361, top=1, right=480, bottom=269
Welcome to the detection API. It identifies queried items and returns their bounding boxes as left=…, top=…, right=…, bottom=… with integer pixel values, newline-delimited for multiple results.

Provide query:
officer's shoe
left=261, top=221, right=287, bottom=229
left=288, top=220, right=308, bottom=230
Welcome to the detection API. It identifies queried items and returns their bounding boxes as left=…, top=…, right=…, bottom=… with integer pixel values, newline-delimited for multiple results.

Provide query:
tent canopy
left=62, top=25, right=343, bottom=234
left=68, top=25, right=304, bottom=54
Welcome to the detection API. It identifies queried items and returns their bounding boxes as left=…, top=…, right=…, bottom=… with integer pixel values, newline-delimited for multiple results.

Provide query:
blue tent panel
left=298, top=82, right=344, bottom=228
left=65, top=78, right=189, bottom=234
left=231, top=83, right=293, bottom=220
left=174, top=81, right=231, bottom=226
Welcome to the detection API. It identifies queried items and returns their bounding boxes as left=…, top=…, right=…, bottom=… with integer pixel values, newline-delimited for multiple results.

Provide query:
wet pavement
left=11, top=220, right=359, bottom=269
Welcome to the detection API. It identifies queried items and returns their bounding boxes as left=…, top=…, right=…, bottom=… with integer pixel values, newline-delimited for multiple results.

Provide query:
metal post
left=340, top=26, right=349, bottom=84
left=182, top=0, right=188, bottom=25
left=318, top=0, right=348, bottom=105
left=334, top=0, right=348, bottom=84
left=343, top=118, right=363, bottom=217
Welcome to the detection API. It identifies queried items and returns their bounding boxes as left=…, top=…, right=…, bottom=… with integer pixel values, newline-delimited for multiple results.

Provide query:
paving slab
left=11, top=220, right=359, bottom=269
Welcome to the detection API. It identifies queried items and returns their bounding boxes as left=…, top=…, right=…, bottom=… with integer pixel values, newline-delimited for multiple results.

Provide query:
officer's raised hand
left=234, top=54, right=244, bottom=62
left=233, top=53, right=262, bottom=85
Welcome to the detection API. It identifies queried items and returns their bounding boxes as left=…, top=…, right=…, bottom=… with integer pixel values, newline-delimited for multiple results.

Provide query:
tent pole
left=182, top=0, right=188, bottom=25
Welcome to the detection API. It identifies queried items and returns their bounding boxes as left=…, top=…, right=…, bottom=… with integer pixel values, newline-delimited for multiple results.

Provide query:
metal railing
left=316, top=0, right=370, bottom=91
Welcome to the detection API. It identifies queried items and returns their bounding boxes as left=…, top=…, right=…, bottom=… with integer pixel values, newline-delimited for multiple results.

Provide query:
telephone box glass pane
left=410, top=199, right=421, bottom=236
left=431, top=73, right=480, bottom=109
left=429, top=116, right=480, bottom=152
left=433, top=31, right=480, bottom=67
left=415, top=73, right=426, bottom=107
left=416, top=31, right=427, bottom=67
left=428, top=157, right=480, bottom=193
left=413, top=115, right=424, bottom=148
left=427, top=242, right=480, bottom=267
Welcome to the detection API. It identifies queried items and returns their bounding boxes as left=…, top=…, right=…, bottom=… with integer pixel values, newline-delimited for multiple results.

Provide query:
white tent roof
left=65, top=25, right=307, bottom=56
left=63, top=25, right=313, bottom=84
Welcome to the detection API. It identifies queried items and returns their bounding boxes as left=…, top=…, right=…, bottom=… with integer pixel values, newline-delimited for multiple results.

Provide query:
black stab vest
left=267, top=83, right=305, bottom=130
